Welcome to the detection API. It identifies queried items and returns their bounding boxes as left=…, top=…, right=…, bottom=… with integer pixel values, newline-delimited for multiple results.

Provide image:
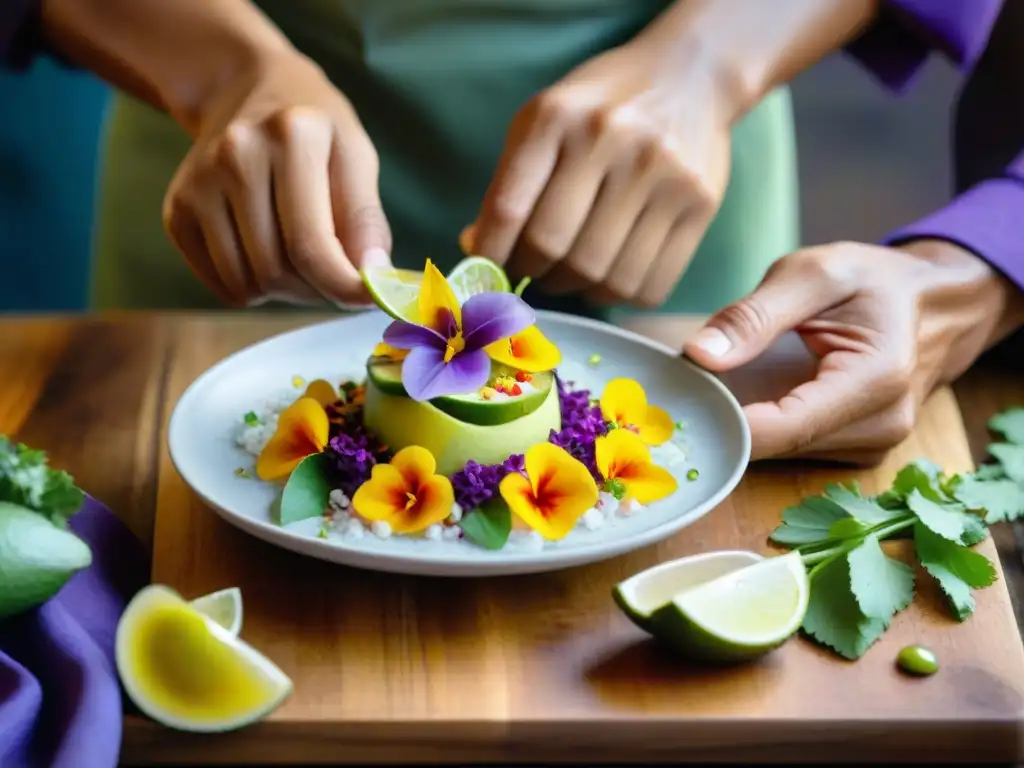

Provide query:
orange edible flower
left=484, top=325, right=561, bottom=373
left=499, top=443, right=598, bottom=540
left=351, top=446, right=454, bottom=534
left=256, top=397, right=330, bottom=482
left=599, top=378, right=674, bottom=446
left=595, top=428, right=678, bottom=504
left=302, top=379, right=339, bottom=408
left=372, top=342, right=409, bottom=362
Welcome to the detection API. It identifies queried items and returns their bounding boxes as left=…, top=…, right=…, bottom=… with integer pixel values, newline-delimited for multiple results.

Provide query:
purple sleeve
left=847, top=0, right=1004, bottom=91
left=883, top=152, right=1024, bottom=291
left=0, top=0, right=42, bottom=69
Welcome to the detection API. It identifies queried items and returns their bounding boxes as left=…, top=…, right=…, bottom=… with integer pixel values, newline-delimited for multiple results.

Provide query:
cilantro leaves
left=0, top=436, right=84, bottom=526
left=769, top=407, right=1024, bottom=660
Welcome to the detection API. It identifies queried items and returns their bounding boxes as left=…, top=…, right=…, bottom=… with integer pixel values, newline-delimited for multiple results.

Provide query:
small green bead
left=897, top=645, right=938, bottom=676
left=686, top=468, right=700, bottom=482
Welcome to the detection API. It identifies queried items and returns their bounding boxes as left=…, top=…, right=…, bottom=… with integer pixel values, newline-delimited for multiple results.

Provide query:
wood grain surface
left=1, top=314, right=1022, bottom=766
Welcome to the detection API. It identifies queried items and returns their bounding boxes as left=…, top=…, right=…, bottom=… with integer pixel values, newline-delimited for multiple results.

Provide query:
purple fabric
left=0, top=497, right=149, bottom=768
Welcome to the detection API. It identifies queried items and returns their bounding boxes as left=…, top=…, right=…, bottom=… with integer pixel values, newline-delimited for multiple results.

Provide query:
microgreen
left=770, top=407, right=1024, bottom=660
left=458, top=497, right=512, bottom=550
left=0, top=436, right=84, bottom=527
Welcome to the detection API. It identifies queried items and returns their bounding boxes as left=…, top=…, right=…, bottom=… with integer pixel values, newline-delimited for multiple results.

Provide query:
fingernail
left=692, top=328, right=732, bottom=357
left=459, top=223, right=478, bottom=255
left=362, top=247, right=391, bottom=270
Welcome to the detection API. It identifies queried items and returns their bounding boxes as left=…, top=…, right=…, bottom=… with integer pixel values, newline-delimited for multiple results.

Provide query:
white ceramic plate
left=168, top=310, right=750, bottom=577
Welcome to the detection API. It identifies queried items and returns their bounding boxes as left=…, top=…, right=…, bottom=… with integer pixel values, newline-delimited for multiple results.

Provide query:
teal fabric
left=0, top=60, right=108, bottom=312
left=94, top=0, right=799, bottom=314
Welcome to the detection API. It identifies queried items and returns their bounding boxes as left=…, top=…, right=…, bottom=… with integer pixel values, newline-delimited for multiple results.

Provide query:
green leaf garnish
left=988, top=407, right=1024, bottom=444
left=459, top=497, right=512, bottom=550
left=604, top=478, right=627, bottom=500
left=243, top=411, right=261, bottom=427
left=801, top=555, right=886, bottom=660
left=277, top=453, right=332, bottom=526
left=0, top=436, right=85, bottom=527
left=952, top=473, right=1024, bottom=523
left=914, top=523, right=997, bottom=621
left=846, top=534, right=914, bottom=625
left=988, top=442, right=1024, bottom=483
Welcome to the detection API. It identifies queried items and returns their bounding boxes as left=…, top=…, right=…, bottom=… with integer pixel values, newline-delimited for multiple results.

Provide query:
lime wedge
left=646, top=552, right=809, bottom=663
left=116, top=585, right=292, bottom=733
left=613, top=550, right=764, bottom=633
left=446, top=256, right=511, bottom=303
left=361, top=266, right=424, bottom=322
left=190, top=586, right=243, bottom=637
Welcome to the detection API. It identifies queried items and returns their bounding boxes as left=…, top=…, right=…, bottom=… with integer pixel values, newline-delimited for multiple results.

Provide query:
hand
left=463, top=38, right=734, bottom=308
left=162, top=51, right=391, bottom=307
left=683, top=240, right=1023, bottom=464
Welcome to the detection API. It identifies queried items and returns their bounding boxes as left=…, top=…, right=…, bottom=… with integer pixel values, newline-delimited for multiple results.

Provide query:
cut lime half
left=613, top=550, right=764, bottom=633
left=361, top=267, right=424, bottom=322
left=647, top=551, right=809, bottom=663
left=447, top=256, right=511, bottom=303
left=190, top=586, right=243, bottom=637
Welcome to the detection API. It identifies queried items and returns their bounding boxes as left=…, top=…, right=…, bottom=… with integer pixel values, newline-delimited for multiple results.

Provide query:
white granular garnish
left=509, top=530, right=545, bottom=551
left=442, top=526, right=462, bottom=541
left=618, top=498, right=643, bottom=516
left=447, top=504, right=463, bottom=523
left=579, top=508, right=605, bottom=530
left=328, top=489, right=350, bottom=511
left=339, top=516, right=365, bottom=539
left=370, top=520, right=392, bottom=539
left=425, top=524, right=443, bottom=541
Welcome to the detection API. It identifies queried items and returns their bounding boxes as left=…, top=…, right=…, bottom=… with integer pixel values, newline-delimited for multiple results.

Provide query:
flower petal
left=595, top=427, right=651, bottom=482
left=499, top=471, right=554, bottom=535
left=351, top=464, right=408, bottom=521
left=372, top=342, right=410, bottom=361
left=418, top=258, right=462, bottom=335
left=391, top=475, right=455, bottom=534
left=620, top=463, right=678, bottom=505
left=460, top=292, right=535, bottom=350
left=518, top=443, right=598, bottom=540
left=599, top=378, right=648, bottom=428
left=640, top=405, right=675, bottom=446
left=255, top=397, right=329, bottom=481
left=401, top=346, right=491, bottom=401
left=303, top=379, right=339, bottom=408
left=389, top=445, right=437, bottom=489
left=383, top=320, right=445, bottom=350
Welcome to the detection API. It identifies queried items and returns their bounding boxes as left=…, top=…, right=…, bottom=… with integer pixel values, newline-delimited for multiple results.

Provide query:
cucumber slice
left=365, top=357, right=553, bottom=426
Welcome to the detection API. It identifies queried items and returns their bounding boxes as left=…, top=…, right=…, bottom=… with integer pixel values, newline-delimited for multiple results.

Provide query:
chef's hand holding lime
left=162, top=46, right=392, bottom=308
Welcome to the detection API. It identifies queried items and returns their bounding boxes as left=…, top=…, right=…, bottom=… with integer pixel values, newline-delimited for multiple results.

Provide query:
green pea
left=686, top=468, right=700, bottom=482
left=897, top=645, right=938, bottom=676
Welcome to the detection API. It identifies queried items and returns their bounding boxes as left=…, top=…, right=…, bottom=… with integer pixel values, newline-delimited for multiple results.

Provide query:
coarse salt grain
left=580, top=507, right=605, bottom=530
left=448, top=504, right=463, bottom=523
left=442, top=526, right=461, bottom=541
left=370, top=520, right=392, bottom=539
left=328, top=489, right=350, bottom=511
left=340, top=517, right=365, bottom=539
left=618, top=498, right=643, bottom=516
left=425, top=524, right=443, bottom=541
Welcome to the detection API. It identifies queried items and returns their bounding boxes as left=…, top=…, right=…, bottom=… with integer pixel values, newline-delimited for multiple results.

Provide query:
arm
left=8, top=0, right=297, bottom=136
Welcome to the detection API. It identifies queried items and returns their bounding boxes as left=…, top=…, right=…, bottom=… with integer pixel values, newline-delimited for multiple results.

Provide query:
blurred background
left=0, top=51, right=959, bottom=313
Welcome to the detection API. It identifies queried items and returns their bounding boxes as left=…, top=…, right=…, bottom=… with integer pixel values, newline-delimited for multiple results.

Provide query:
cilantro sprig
left=770, top=407, right=1024, bottom=660
left=0, top=435, right=85, bottom=526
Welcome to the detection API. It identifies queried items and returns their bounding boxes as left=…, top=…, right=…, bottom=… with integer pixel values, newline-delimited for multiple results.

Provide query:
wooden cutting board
left=5, top=314, right=1020, bottom=765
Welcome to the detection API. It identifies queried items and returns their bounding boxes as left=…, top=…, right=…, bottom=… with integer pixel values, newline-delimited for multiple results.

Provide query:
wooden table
left=2, top=313, right=1023, bottom=765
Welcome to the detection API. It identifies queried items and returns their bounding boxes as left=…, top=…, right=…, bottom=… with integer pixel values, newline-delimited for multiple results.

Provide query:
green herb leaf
left=243, top=410, right=261, bottom=427
left=989, top=407, right=1024, bottom=445
left=824, top=482, right=901, bottom=525
left=893, top=461, right=948, bottom=503
left=905, top=489, right=976, bottom=544
left=914, top=523, right=997, bottom=621
left=972, top=463, right=1007, bottom=481
left=846, top=534, right=914, bottom=625
left=827, top=517, right=869, bottom=540
left=277, top=452, right=332, bottom=526
left=801, top=555, right=886, bottom=660
left=459, top=497, right=512, bottom=550
left=0, top=436, right=85, bottom=526
left=988, top=442, right=1024, bottom=484
left=0, top=501, right=92, bottom=619
left=770, top=497, right=849, bottom=546
left=952, top=473, right=1024, bottom=524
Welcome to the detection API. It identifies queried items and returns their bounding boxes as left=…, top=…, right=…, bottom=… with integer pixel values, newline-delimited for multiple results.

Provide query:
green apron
left=92, top=0, right=799, bottom=316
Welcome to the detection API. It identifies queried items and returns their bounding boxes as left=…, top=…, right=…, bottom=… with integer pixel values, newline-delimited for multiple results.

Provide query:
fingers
left=163, top=199, right=235, bottom=305
left=329, top=128, right=392, bottom=273
left=470, top=99, right=563, bottom=266
left=683, top=249, right=858, bottom=372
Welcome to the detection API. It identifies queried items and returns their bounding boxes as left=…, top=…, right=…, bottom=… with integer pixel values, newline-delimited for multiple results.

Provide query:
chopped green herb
left=317, top=524, right=329, bottom=539
left=234, top=467, right=252, bottom=479
left=604, top=478, right=627, bottom=500
left=243, top=411, right=261, bottom=427
left=513, top=276, right=532, bottom=297
left=686, top=468, right=699, bottom=482
left=674, top=420, right=687, bottom=431
left=587, top=353, right=601, bottom=366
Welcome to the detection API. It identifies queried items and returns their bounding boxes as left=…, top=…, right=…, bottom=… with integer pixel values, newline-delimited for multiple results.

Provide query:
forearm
left=633, top=0, right=879, bottom=123
left=40, top=0, right=297, bottom=135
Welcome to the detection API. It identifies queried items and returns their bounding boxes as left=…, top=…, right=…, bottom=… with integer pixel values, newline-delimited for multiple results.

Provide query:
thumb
left=329, top=136, right=393, bottom=297
left=683, top=250, right=852, bottom=371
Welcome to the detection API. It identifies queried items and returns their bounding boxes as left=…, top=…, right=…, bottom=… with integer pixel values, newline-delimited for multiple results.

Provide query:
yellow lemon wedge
left=116, top=585, right=292, bottom=733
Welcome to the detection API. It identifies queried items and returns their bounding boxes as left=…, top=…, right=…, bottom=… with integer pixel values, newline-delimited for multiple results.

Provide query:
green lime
left=642, top=551, right=809, bottom=663
left=613, top=550, right=764, bottom=633
left=446, top=256, right=511, bottom=303
left=190, top=586, right=243, bottom=637
left=360, top=266, right=424, bottom=322
left=365, top=357, right=552, bottom=426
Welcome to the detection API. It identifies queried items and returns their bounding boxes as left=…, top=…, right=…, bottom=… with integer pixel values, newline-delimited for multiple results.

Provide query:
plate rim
left=167, top=309, right=751, bottom=576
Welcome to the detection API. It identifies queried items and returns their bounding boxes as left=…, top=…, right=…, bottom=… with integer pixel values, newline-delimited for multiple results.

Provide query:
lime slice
left=613, top=550, right=764, bottom=633
left=446, top=256, right=511, bottom=303
left=361, top=266, right=423, bottom=322
left=116, top=585, right=292, bottom=733
left=190, top=586, right=243, bottom=637
left=646, top=552, right=809, bottom=663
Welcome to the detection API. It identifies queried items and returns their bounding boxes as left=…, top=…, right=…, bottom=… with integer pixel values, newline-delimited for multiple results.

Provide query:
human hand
left=462, top=37, right=734, bottom=308
left=162, top=50, right=390, bottom=307
left=683, top=240, right=1023, bottom=464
